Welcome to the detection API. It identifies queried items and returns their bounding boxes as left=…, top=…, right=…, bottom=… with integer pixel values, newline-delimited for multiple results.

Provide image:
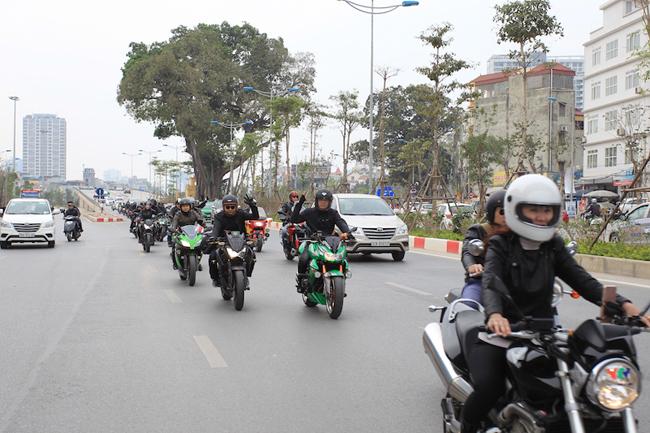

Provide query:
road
left=1, top=218, right=649, bottom=432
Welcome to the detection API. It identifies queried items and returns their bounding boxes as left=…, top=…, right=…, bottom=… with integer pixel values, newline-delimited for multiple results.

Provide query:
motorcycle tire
left=233, top=270, right=245, bottom=311
left=187, top=255, right=197, bottom=286
left=302, top=294, right=317, bottom=308
left=284, top=247, right=294, bottom=261
left=143, top=236, right=150, bottom=253
left=326, top=276, right=345, bottom=319
left=66, top=232, right=72, bottom=242
left=221, top=286, right=232, bottom=300
left=256, top=238, right=263, bottom=253
left=74, top=232, right=80, bottom=241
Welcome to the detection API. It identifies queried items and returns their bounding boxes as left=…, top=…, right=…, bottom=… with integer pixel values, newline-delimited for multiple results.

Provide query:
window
left=587, top=118, right=599, bottom=134
left=592, top=47, right=601, bottom=66
left=604, top=111, right=618, bottom=131
left=626, top=31, right=641, bottom=52
left=587, top=150, right=598, bottom=168
left=625, top=70, right=640, bottom=89
left=606, top=40, right=619, bottom=60
left=559, top=102, right=566, bottom=117
left=591, top=81, right=601, bottom=100
left=605, top=76, right=618, bottom=96
left=605, top=147, right=618, bottom=167
left=625, top=0, right=640, bottom=14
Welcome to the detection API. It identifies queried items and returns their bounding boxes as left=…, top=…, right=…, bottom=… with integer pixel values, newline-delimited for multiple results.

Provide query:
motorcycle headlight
left=396, top=224, right=408, bottom=235
left=586, top=359, right=640, bottom=412
left=324, top=252, right=342, bottom=262
left=180, top=240, right=191, bottom=248
left=42, top=220, right=54, bottom=228
left=227, top=248, right=240, bottom=259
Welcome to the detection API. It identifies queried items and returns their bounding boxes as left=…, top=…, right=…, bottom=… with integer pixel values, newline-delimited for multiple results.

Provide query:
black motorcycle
left=139, top=218, right=155, bottom=253
left=63, top=215, right=81, bottom=242
left=209, top=231, right=256, bottom=311
left=422, top=286, right=648, bottom=433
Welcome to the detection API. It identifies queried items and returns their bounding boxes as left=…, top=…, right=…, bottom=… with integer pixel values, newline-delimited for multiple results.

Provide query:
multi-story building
left=22, top=114, right=67, bottom=180
left=582, top=0, right=649, bottom=190
left=83, top=168, right=96, bottom=186
left=487, top=53, right=585, bottom=110
left=470, top=63, right=583, bottom=182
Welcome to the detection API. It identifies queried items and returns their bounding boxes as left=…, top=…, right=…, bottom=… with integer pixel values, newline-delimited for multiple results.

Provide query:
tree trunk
left=520, top=42, right=529, bottom=173
left=273, top=141, right=279, bottom=195
left=285, top=127, right=291, bottom=188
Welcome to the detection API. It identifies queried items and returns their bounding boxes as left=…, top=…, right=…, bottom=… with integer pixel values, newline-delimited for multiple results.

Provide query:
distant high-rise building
left=486, top=53, right=585, bottom=109
left=83, top=168, right=96, bottom=186
left=103, top=169, right=122, bottom=182
left=22, top=114, right=66, bottom=180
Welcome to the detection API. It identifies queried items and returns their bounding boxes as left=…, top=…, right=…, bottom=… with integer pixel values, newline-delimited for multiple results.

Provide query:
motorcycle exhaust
left=422, top=323, right=474, bottom=403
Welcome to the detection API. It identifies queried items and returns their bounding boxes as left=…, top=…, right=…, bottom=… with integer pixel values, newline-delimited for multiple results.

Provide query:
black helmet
left=486, top=189, right=506, bottom=224
left=222, top=194, right=238, bottom=206
left=314, top=189, right=333, bottom=211
left=179, top=198, right=192, bottom=209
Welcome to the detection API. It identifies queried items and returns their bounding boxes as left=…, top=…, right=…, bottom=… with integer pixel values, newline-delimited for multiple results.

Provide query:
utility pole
left=9, top=96, right=19, bottom=173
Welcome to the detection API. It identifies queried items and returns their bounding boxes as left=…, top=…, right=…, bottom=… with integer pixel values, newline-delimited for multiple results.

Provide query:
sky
left=0, top=0, right=603, bottom=181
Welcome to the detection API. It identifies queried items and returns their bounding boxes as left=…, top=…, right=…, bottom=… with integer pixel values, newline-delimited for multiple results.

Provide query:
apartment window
left=604, top=110, right=618, bottom=131
left=625, top=0, right=640, bottom=14
left=591, top=81, right=601, bottom=100
left=605, top=147, right=618, bottom=167
left=587, top=118, right=599, bottom=134
left=592, top=47, right=601, bottom=66
left=625, top=70, right=640, bottom=89
left=605, top=76, right=618, bottom=96
left=626, top=31, right=641, bottom=52
left=587, top=150, right=598, bottom=168
left=606, top=40, right=619, bottom=60
left=558, top=102, right=566, bottom=117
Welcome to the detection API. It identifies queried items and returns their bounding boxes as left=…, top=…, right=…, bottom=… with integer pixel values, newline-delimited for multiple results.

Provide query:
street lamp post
left=337, top=0, right=419, bottom=193
left=162, top=144, right=182, bottom=197
left=139, top=148, right=162, bottom=192
left=210, top=119, right=254, bottom=194
left=122, top=152, right=142, bottom=179
left=8, top=96, right=19, bottom=173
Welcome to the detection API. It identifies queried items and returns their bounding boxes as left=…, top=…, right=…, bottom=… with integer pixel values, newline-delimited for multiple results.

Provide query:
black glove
left=244, top=194, right=257, bottom=207
left=299, top=194, right=306, bottom=203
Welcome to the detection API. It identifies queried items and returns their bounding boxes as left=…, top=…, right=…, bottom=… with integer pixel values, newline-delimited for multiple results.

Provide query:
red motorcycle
left=282, top=222, right=308, bottom=261
left=245, top=217, right=271, bottom=252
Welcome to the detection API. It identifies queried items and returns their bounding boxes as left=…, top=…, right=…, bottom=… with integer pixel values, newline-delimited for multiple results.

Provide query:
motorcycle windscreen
left=324, top=236, right=341, bottom=251
left=144, top=219, right=154, bottom=226
left=226, top=232, right=246, bottom=252
left=181, top=225, right=198, bottom=238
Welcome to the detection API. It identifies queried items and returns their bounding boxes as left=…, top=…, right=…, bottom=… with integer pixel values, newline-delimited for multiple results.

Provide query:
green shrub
left=581, top=242, right=650, bottom=261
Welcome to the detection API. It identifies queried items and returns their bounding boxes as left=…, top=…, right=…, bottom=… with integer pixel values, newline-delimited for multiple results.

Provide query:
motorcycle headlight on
left=586, top=359, right=640, bottom=411
left=180, top=240, right=191, bottom=248
left=324, top=252, right=341, bottom=262
left=227, top=247, right=244, bottom=259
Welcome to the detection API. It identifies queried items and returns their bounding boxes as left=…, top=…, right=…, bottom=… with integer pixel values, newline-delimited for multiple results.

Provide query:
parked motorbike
left=422, top=281, right=648, bottom=433
left=245, top=218, right=270, bottom=252
left=63, top=215, right=81, bottom=242
left=140, top=219, right=155, bottom=253
left=172, top=224, right=205, bottom=286
left=298, top=231, right=353, bottom=319
left=209, top=231, right=256, bottom=311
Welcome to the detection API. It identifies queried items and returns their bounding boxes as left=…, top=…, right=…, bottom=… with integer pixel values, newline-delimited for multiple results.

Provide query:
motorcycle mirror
left=467, top=239, right=485, bottom=257
left=566, top=241, right=578, bottom=256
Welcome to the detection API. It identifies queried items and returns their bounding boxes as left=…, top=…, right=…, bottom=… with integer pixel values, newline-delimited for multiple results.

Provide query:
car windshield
left=337, top=197, right=393, bottom=216
left=5, top=201, right=50, bottom=215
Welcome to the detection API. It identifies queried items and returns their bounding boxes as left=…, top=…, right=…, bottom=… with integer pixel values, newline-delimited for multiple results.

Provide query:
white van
left=0, top=198, right=58, bottom=248
left=332, top=193, right=409, bottom=261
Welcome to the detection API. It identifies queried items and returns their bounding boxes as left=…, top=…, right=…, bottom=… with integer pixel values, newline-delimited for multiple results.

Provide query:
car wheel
left=0, top=241, right=8, bottom=249
left=391, top=251, right=405, bottom=262
left=48, top=241, right=55, bottom=248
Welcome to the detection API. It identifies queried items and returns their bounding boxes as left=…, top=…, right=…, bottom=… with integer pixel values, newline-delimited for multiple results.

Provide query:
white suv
left=0, top=198, right=58, bottom=248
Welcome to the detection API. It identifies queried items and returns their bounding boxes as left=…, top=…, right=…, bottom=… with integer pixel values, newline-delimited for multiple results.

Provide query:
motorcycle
left=173, top=224, right=205, bottom=286
left=63, top=215, right=81, bottom=242
left=209, top=231, right=256, bottom=311
left=140, top=218, right=155, bottom=253
left=245, top=218, right=270, bottom=252
left=155, top=215, right=170, bottom=242
left=422, top=281, right=648, bottom=432
left=298, top=231, right=353, bottom=319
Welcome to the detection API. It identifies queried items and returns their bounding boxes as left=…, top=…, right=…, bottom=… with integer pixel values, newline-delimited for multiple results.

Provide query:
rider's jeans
left=460, top=279, right=482, bottom=308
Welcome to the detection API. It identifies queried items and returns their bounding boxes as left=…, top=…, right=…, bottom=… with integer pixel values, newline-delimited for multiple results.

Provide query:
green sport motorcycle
left=173, top=224, right=205, bottom=286
left=298, top=232, right=353, bottom=319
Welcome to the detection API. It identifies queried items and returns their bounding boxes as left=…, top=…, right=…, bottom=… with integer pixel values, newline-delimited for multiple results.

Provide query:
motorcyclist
left=63, top=201, right=83, bottom=232
left=291, top=189, right=351, bottom=292
left=207, top=194, right=259, bottom=285
left=136, top=202, right=158, bottom=243
left=582, top=198, right=601, bottom=220
left=170, top=198, right=204, bottom=269
left=459, top=174, right=650, bottom=433
left=279, top=191, right=300, bottom=245
left=167, top=199, right=181, bottom=246
left=459, top=190, right=508, bottom=305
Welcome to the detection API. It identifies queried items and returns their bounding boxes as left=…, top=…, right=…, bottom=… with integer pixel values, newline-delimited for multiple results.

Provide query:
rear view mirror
left=467, top=239, right=485, bottom=257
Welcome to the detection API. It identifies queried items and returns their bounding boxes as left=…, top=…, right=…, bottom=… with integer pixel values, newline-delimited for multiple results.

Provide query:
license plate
left=19, top=232, right=33, bottom=238
left=371, top=240, right=390, bottom=247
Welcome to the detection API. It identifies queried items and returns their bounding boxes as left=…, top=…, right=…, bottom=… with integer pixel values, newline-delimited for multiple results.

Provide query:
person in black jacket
left=136, top=202, right=158, bottom=243
left=291, top=189, right=351, bottom=292
left=63, top=201, right=83, bottom=232
left=459, top=190, right=508, bottom=305
left=207, top=194, right=258, bottom=284
left=170, top=198, right=204, bottom=269
left=459, top=174, right=649, bottom=433
left=279, top=191, right=300, bottom=244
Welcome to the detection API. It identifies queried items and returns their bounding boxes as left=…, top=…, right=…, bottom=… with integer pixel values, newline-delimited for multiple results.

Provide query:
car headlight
left=180, top=240, right=191, bottom=248
left=351, top=227, right=364, bottom=235
left=396, top=224, right=408, bottom=235
left=1, top=220, right=14, bottom=229
left=42, top=220, right=54, bottom=228
left=586, top=359, right=640, bottom=411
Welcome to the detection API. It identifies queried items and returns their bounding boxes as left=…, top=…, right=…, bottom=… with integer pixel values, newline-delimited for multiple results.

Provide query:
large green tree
left=329, top=91, right=363, bottom=192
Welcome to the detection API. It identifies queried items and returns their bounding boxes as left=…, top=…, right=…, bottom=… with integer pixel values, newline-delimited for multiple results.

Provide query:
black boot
left=295, top=273, right=308, bottom=293
left=460, top=420, right=480, bottom=433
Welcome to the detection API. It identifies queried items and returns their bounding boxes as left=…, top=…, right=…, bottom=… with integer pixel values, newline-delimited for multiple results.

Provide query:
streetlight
left=162, top=143, right=183, bottom=198
left=210, top=119, right=254, bottom=193
left=122, top=152, right=142, bottom=179
left=8, top=96, right=19, bottom=173
left=139, top=148, right=162, bottom=191
left=338, top=0, right=419, bottom=193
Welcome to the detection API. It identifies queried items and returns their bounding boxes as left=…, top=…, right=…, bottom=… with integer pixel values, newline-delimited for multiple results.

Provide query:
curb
left=409, top=235, right=461, bottom=256
left=84, top=214, right=124, bottom=223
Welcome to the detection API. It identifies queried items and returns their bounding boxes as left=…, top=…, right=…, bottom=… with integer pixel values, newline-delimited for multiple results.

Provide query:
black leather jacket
left=64, top=207, right=80, bottom=217
left=171, top=210, right=203, bottom=231
left=461, top=224, right=488, bottom=282
left=482, top=233, right=629, bottom=322
left=212, top=206, right=259, bottom=238
left=291, top=198, right=350, bottom=235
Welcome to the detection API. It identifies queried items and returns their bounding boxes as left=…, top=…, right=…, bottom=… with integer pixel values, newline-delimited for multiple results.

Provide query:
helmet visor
left=515, top=203, right=561, bottom=228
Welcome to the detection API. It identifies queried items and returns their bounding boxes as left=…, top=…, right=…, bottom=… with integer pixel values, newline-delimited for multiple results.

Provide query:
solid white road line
left=164, top=289, right=182, bottom=304
left=385, top=281, right=432, bottom=297
left=598, top=278, right=650, bottom=289
left=193, top=335, right=228, bottom=368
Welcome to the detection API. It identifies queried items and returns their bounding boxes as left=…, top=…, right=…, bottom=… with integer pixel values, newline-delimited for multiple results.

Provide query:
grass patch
left=581, top=242, right=650, bottom=261
left=410, top=228, right=464, bottom=241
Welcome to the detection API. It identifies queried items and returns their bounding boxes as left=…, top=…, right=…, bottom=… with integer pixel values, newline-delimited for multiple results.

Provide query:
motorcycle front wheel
left=326, top=277, right=345, bottom=319
left=256, top=237, right=263, bottom=252
left=66, top=232, right=72, bottom=242
left=284, top=246, right=294, bottom=261
left=187, top=255, right=197, bottom=286
left=233, top=270, right=245, bottom=311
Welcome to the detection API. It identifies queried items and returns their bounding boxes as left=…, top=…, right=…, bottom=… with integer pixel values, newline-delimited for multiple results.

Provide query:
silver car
left=607, top=203, right=650, bottom=243
left=332, top=193, right=409, bottom=261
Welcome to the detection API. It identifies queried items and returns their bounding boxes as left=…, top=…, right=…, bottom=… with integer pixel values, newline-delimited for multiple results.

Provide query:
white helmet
left=504, top=174, right=561, bottom=242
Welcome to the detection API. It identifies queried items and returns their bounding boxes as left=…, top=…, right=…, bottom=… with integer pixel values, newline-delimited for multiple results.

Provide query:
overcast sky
left=0, top=0, right=602, bottom=181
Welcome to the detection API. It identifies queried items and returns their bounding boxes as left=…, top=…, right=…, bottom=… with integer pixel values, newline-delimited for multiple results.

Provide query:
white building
left=22, top=114, right=67, bottom=180
left=582, top=0, right=649, bottom=189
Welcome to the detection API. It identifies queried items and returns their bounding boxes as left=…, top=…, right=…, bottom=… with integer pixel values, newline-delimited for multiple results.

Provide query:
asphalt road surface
left=1, top=218, right=649, bottom=433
